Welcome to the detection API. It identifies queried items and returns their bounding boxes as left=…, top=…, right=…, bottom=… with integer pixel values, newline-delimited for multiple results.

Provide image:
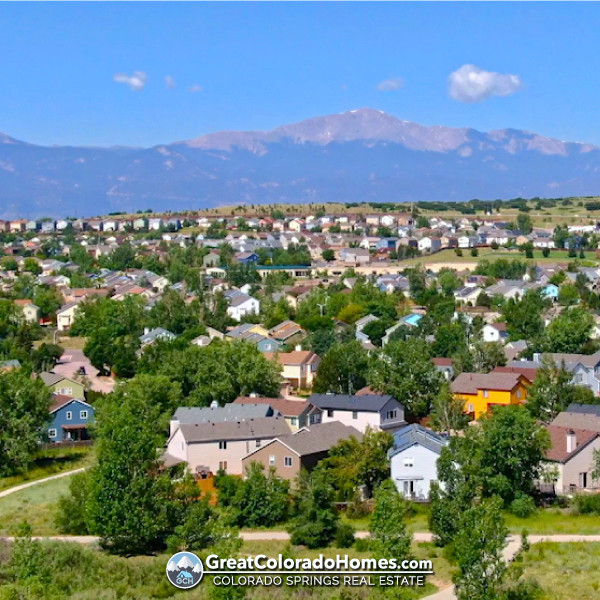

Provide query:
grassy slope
left=520, top=542, right=600, bottom=600
left=0, top=446, right=94, bottom=492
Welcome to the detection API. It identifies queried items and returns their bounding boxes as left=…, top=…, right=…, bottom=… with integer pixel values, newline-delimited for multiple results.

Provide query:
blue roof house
left=541, top=284, right=559, bottom=301
left=47, top=397, right=95, bottom=442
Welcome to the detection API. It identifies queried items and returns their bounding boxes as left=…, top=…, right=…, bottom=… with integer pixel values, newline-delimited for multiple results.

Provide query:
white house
left=225, top=290, right=260, bottom=321
left=482, top=322, right=509, bottom=344
left=56, top=301, right=81, bottom=332
left=388, top=424, right=448, bottom=500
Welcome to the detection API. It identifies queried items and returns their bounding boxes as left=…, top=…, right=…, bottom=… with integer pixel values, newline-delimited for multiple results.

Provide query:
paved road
left=0, top=468, right=85, bottom=499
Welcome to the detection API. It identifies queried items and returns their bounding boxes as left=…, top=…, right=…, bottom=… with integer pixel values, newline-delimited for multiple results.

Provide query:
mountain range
left=1, top=108, right=600, bottom=218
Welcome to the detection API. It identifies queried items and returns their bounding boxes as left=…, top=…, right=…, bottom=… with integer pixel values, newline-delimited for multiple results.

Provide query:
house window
left=352, top=411, right=358, bottom=420
left=516, top=389, right=522, bottom=399
left=269, top=455, right=276, bottom=466
left=284, top=456, right=293, bottom=467
left=80, top=410, right=88, bottom=419
left=327, top=409, right=334, bottom=418
left=256, top=439, right=261, bottom=448
left=290, top=417, right=298, bottom=426
left=386, top=410, right=397, bottom=420
left=219, top=461, right=228, bottom=472
left=482, top=390, right=489, bottom=398
left=66, top=411, right=72, bottom=420
left=58, top=387, right=73, bottom=396
left=403, top=458, right=414, bottom=468
left=580, top=472, right=588, bottom=488
left=48, top=429, right=57, bottom=438
left=219, top=441, right=227, bottom=450
left=467, top=403, right=474, bottom=413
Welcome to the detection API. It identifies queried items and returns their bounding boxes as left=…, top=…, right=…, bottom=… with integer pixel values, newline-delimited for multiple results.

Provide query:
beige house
left=14, top=299, right=40, bottom=323
left=164, top=416, right=291, bottom=475
left=242, top=422, right=362, bottom=481
left=57, top=301, right=82, bottom=331
left=39, top=372, right=86, bottom=400
left=545, top=424, right=600, bottom=493
left=265, top=350, right=320, bottom=390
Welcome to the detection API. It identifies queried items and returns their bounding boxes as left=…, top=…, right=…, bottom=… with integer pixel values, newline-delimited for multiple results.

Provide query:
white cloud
left=189, top=84, right=203, bottom=93
left=448, top=64, right=522, bottom=103
left=376, top=78, right=404, bottom=92
left=113, top=71, right=147, bottom=91
left=165, top=75, right=176, bottom=89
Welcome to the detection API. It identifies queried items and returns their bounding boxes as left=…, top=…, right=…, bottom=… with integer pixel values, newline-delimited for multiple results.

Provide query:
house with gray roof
left=309, top=393, right=406, bottom=433
left=241, top=422, right=362, bottom=481
left=139, top=327, right=176, bottom=347
left=388, top=424, right=448, bottom=500
left=169, top=402, right=279, bottom=436
left=165, top=416, right=291, bottom=475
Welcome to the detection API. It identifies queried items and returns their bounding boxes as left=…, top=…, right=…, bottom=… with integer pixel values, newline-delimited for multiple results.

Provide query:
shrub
left=574, top=494, right=600, bottom=515
left=510, top=495, right=536, bottom=519
left=354, top=537, right=371, bottom=552
left=335, top=523, right=355, bottom=548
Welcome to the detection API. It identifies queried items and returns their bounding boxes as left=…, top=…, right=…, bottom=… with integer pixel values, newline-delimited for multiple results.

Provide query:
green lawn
left=0, top=445, right=94, bottom=491
left=506, top=508, right=600, bottom=535
left=519, top=542, right=600, bottom=600
left=0, top=475, right=73, bottom=535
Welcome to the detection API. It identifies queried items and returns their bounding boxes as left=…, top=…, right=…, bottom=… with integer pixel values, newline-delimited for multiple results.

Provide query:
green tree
left=429, top=383, right=469, bottom=433
left=229, top=463, right=290, bottom=527
left=370, top=480, right=412, bottom=562
left=31, top=343, right=64, bottom=373
left=55, top=472, right=91, bottom=535
left=478, top=406, right=550, bottom=504
left=370, top=339, right=443, bottom=417
left=543, top=307, right=594, bottom=353
left=470, top=340, right=507, bottom=373
left=453, top=497, right=508, bottom=600
left=322, top=249, right=335, bottom=262
left=313, top=341, right=370, bottom=395
left=502, top=291, right=546, bottom=341
left=289, top=471, right=339, bottom=549
left=557, top=283, right=580, bottom=306
left=526, top=358, right=597, bottom=422
left=318, top=428, right=393, bottom=499
left=0, top=371, right=51, bottom=476
left=85, top=389, right=174, bottom=554
left=362, top=318, right=392, bottom=347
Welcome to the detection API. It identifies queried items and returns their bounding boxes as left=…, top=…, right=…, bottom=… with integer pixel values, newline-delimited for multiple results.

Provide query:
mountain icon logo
left=166, top=551, right=203, bottom=589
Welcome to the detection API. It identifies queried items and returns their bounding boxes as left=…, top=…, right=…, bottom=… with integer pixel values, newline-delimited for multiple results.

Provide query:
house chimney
left=249, top=392, right=257, bottom=398
left=566, top=430, right=577, bottom=453
left=144, top=327, right=149, bottom=335
left=295, top=344, right=302, bottom=351
left=210, top=400, right=219, bottom=408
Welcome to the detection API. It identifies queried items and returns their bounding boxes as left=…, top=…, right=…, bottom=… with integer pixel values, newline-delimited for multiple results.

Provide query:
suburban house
left=47, top=396, right=95, bottom=442
left=432, top=357, right=454, bottom=380
left=164, top=416, right=291, bottom=475
left=309, top=393, right=407, bottom=433
left=139, top=327, right=176, bottom=347
left=544, top=420, right=600, bottom=494
left=266, top=350, right=320, bottom=390
left=39, top=372, right=86, bottom=400
left=268, top=321, right=305, bottom=346
left=233, top=396, right=322, bottom=431
left=388, top=424, right=448, bottom=500
left=451, top=371, right=530, bottom=419
left=14, top=299, right=40, bottom=324
left=56, top=301, right=81, bottom=331
left=225, top=290, right=260, bottom=321
left=241, top=422, right=362, bottom=481
left=482, top=322, right=509, bottom=344
left=531, top=351, right=600, bottom=396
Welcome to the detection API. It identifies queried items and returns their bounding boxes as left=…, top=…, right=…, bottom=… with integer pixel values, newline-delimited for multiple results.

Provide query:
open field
left=0, top=445, right=94, bottom=492
left=520, top=542, right=600, bottom=599
left=0, top=475, right=73, bottom=535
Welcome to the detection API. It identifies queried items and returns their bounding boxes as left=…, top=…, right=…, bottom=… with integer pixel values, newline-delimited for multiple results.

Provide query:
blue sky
left=2, top=2, right=600, bottom=147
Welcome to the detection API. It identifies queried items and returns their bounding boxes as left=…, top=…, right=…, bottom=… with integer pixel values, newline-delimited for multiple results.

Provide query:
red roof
left=233, top=396, right=313, bottom=417
left=493, top=366, right=537, bottom=383
left=545, top=425, right=599, bottom=463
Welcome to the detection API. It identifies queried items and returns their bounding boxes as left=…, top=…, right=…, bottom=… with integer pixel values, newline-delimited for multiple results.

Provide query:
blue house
left=376, top=238, right=398, bottom=251
left=541, top=284, right=559, bottom=301
left=235, top=252, right=259, bottom=265
left=47, top=396, right=95, bottom=442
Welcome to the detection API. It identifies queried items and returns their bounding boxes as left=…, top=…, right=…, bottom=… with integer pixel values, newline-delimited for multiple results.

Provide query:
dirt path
left=0, top=467, right=85, bottom=499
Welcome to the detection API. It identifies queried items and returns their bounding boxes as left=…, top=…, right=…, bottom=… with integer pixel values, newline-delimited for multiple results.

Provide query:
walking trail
left=0, top=468, right=85, bottom=499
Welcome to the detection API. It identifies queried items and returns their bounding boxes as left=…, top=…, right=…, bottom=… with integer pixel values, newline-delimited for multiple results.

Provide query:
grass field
left=0, top=475, right=73, bottom=535
left=0, top=445, right=94, bottom=492
left=519, top=542, right=600, bottom=600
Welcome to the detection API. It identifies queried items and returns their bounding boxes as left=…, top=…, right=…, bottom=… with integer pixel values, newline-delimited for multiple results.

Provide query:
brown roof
left=269, top=321, right=303, bottom=341
left=432, top=357, right=453, bottom=367
left=14, top=299, right=33, bottom=306
left=265, top=351, right=319, bottom=366
left=49, top=394, right=76, bottom=412
left=451, top=372, right=526, bottom=395
left=177, top=416, right=291, bottom=443
left=492, top=366, right=537, bottom=383
left=545, top=425, right=599, bottom=462
left=233, top=396, right=314, bottom=417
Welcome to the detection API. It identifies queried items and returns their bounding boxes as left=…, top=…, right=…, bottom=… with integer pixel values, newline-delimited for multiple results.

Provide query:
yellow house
left=451, top=372, right=530, bottom=420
